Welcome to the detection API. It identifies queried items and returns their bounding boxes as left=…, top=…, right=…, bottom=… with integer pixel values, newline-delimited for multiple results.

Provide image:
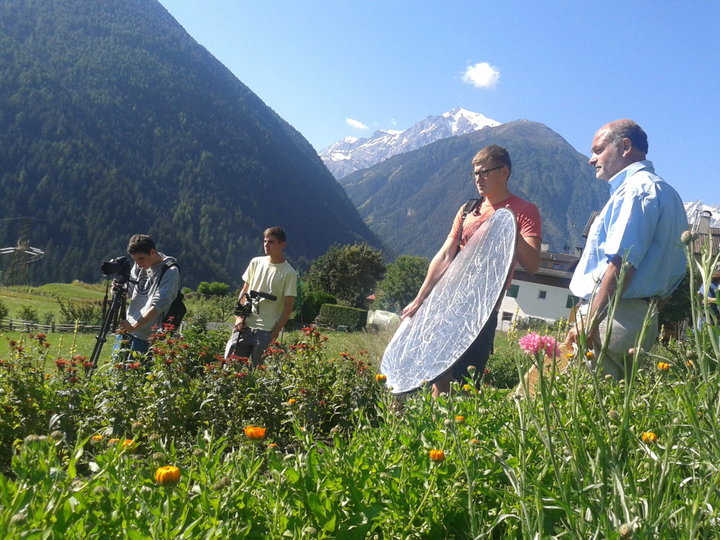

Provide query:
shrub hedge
left=315, top=303, right=367, bottom=330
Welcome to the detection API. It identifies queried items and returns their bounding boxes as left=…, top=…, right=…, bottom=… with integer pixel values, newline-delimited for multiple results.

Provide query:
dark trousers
left=451, top=311, right=498, bottom=387
left=224, top=327, right=273, bottom=366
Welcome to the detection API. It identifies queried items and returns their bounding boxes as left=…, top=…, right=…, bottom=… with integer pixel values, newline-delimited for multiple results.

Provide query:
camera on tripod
left=101, top=255, right=133, bottom=284
left=88, top=255, right=135, bottom=371
left=234, top=290, right=277, bottom=317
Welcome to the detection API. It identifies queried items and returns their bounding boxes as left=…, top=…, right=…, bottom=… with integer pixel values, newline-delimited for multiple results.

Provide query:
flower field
left=2, top=248, right=720, bottom=538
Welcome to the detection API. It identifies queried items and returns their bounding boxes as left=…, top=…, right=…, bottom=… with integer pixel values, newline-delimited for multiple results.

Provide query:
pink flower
left=518, top=332, right=560, bottom=357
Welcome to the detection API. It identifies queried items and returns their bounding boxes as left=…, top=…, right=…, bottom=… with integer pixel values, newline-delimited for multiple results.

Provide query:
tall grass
left=1, top=240, right=719, bottom=537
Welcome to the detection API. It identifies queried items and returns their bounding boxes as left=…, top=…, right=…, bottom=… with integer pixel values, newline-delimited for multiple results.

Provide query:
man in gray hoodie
left=118, top=234, right=180, bottom=356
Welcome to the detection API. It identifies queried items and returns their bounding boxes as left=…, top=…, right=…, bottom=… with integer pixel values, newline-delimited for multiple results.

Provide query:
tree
left=373, top=255, right=429, bottom=312
left=196, top=281, right=231, bottom=296
left=306, top=244, right=385, bottom=308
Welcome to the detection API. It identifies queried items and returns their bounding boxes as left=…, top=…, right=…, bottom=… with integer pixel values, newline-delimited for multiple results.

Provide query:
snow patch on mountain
left=685, top=201, right=720, bottom=228
left=319, top=108, right=500, bottom=179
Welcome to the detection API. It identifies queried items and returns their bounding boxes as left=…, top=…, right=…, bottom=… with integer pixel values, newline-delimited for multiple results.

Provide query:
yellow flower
left=585, top=351, right=595, bottom=360
left=428, top=449, right=445, bottom=462
left=267, top=442, right=278, bottom=449
left=656, top=361, right=670, bottom=371
left=91, top=434, right=104, bottom=445
left=469, top=438, right=481, bottom=446
left=375, top=373, right=387, bottom=383
left=155, top=465, right=181, bottom=487
left=454, top=415, right=465, bottom=423
left=462, top=384, right=473, bottom=392
left=686, top=360, right=695, bottom=368
left=641, top=431, right=658, bottom=443
left=287, top=398, right=297, bottom=405
left=121, top=439, right=137, bottom=452
left=244, top=426, right=267, bottom=440
left=108, top=438, right=120, bottom=445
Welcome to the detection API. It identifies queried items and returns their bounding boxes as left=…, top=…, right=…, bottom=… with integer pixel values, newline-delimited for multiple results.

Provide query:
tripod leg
left=89, top=288, right=124, bottom=371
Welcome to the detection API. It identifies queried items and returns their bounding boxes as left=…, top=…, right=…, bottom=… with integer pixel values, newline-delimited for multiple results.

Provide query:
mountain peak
left=685, top=201, right=720, bottom=227
left=319, top=108, right=501, bottom=179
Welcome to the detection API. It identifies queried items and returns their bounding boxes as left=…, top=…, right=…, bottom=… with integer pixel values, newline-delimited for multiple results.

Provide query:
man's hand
left=233, top=316, right=246, bottom=333
left=118, top=319, right=137, bottom=333
left=401, top=299, right=423, bottom=320
left=563, top=319, right=599, bottom=351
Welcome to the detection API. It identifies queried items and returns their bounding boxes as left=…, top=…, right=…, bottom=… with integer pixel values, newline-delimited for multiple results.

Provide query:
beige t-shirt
left=243, top=256, right=297, bottom=332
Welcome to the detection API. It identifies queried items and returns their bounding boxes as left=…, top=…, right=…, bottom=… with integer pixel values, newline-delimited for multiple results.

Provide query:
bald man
left=564, top=119, right=688, bottom=379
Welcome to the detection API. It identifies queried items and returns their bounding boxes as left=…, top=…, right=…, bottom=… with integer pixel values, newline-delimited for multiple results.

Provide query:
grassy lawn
left=0, top=329, right=114, bottom=366
left=0, top=282, right=106, bottom=320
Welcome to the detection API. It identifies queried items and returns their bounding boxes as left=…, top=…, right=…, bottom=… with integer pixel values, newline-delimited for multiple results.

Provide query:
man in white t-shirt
left=224, top=227, right=297, bottom=365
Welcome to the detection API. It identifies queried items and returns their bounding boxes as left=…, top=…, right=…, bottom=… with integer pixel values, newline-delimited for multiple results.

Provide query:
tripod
left=89, top=279, right=127, bottom=371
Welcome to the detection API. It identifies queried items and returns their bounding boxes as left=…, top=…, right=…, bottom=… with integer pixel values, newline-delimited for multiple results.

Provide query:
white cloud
left=346, top=117, right=369, bottom=130
left=462, top=62, right=500, bottom=89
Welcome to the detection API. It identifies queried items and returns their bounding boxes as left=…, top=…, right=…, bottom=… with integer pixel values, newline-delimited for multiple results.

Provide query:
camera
left=234, top=290, right=277, bottom=317
left=101, top=255, right=132, bottom=283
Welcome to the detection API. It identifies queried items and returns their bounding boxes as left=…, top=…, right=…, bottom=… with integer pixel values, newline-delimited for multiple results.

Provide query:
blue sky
left=158, top=1, right=720, bottom=205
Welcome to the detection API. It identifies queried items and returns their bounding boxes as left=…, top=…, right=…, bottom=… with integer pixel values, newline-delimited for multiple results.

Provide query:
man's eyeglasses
left=473, top=165, right=504, bottom=179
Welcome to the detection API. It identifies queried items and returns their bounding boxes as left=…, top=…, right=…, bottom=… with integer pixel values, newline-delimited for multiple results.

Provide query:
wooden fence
left=0, top=317, right=101, bottom=334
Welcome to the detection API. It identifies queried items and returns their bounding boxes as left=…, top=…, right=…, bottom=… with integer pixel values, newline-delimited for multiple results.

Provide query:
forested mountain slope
left=0, top=0, right=380, bottom=286
left=342, top=120, right=609, bottom=257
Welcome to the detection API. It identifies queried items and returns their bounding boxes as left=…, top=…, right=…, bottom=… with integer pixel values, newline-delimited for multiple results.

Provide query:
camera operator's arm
left=119, top=307, right=158, bottom=333
left=271, top=296, right=295, bottom=342
left=233, top=283, right=251, bottom=332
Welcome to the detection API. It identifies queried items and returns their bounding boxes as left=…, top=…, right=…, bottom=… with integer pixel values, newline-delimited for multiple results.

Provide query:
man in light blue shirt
left=565, top=119, right=688, bottom=378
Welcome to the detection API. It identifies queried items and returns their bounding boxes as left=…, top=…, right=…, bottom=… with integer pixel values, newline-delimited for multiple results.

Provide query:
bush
left=185, top=295, right=236, bottom=330
left=0, top=325, right=381, bottom=470
left=484, top=345, right=523, bottom=388
left=56, top=297, right=104, bottom=325
left=15, top=305, right=39, bottom=323
left=0, top=299, right=8, bottom=320
left=197, top=281, right=231, bottom=296
left=315, top=303, right=367, bottom=331
left=299, top=290, right=336, bottom=324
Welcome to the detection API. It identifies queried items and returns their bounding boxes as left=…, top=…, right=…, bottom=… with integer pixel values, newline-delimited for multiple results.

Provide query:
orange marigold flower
left=375, top=373, right=387, bottom=383
left=641, top=431, right=658, bottom=443
left=155, top=465, right=181, bottom=487
left=454, top=415, right=465, bottom=423
left=656, top=361, right=670, bottom=371
left=121, top=439, right=137, bottom=452
left=244, top=426, right=267, bottom=440
left=429, top=449, right=446, bottom=462
left=91, top=434, right=104, bottom=444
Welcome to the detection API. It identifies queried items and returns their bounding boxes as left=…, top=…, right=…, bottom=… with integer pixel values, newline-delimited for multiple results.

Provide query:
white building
left=497, top=247, right=579, bottom=329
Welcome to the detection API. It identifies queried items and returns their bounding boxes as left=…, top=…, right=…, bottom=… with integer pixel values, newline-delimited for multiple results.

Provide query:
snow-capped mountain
left=685, top=201, right=720, bottom=228
left=319, top=108, right=500, bottom=180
